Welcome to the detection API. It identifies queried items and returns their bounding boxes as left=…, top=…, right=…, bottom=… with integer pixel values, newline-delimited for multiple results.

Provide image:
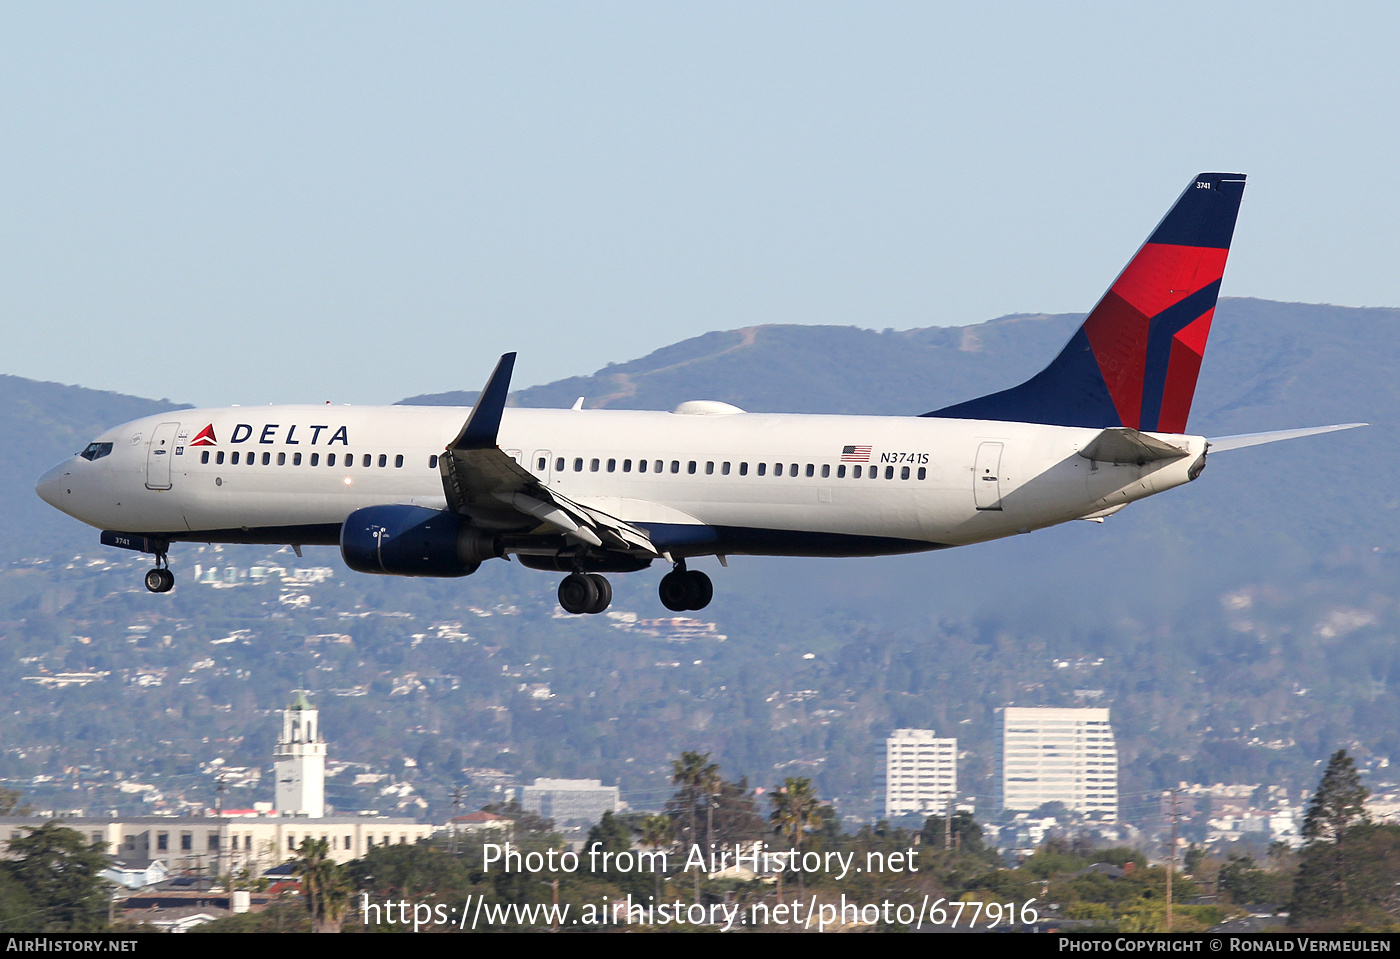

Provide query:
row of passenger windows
left=545, top=456, right=928, bottom=481
left=197, top=448, right=928, bottom=481
left=200, top=449, right=417, bottom=469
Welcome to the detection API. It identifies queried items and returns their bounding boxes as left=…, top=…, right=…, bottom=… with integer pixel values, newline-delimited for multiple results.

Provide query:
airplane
left=36, top=172, right=1364, bottom=615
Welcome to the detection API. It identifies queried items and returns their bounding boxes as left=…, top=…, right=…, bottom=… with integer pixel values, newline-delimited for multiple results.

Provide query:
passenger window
left=722, top=462, right=731, bottom=475
left=330, top=453, right=338, bottom=467
left=757, top=463, right=767, bottom=476
left=590, top=458, right=599, bottom=472
left=277, top=452, right=286, bottom=466
left=262, top=452, right=271, bottom=466
left=217, top=451, right=225, bottom=465
left=654, top=460, right=663, bottom=473
left=901, top=466, right=910, bottom=480
left=918, top=467, right=926, bottom=480
left=670, top=460, right=680, bottom=474
left=428, top=454, right=437, bottom=469
left=378, top=454, right=387, bottom=468
left=806, top=464, right=814, bottom=477
left=739, top=462, right=748, bottom=476
left=623, top=459, right=632, bottom=472
left=773, top=463, right=782, bottom=476
left=885, top=466, right=894, bottom=479
left=705, top=462, right=714, bottom=475
left=638, top=459, right=647, bottom=473
left=821, top=464, right=829, bottom=478
left=363, top=454, right=372, bottom=468
left=537, top=457, right=546, bottom=470
left=687, top=461, right=696, bottom=474
left=201, top=451, right=210, bottom=464
left=555, top=458, right=564, bottom=472
left=574, top=458, right=583, bottom=472
left=791, top=464, right=800, bottom=477
left=853, top=465, right=861, bottom=478
left=837, top=465, right=845, bottom=478
left=607, top=458, right=616, bottom=472
left=395, top=454, right=403, bottom=468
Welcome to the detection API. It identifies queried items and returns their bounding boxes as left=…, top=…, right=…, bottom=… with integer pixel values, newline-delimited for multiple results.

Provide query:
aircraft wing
left=1206, top=423, right=1367, bottom=452
left=437, top=354, right=661, bottom=555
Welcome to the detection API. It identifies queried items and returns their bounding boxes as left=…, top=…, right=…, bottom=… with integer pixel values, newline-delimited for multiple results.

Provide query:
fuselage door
left=973, top=441, right=1004, bottom=511
left=145, top=421, right=181, bottom=491
left=531, top=450, right=553, bottom=484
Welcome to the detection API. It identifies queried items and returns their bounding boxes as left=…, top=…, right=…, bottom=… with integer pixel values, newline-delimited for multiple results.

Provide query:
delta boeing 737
left=36, top=173, right=1362, bottom=614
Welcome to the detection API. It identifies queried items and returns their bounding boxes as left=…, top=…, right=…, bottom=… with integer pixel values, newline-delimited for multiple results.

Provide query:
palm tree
left=670, top=751, right=717, bottom=847
left=292, top=837, right=351, bottom=933
left=769, top=777, right=822, bottom=901
left=640, top=813, right=675, bottom=901
left=670, top=751, right=720, bottom=902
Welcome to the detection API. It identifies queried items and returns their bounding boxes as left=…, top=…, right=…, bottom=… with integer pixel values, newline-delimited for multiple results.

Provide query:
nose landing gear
left=144, top=553, right=175, bottom=593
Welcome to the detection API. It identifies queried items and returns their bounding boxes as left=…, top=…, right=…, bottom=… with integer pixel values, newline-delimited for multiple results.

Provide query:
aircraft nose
left=35, top=462, right=72, bottom=510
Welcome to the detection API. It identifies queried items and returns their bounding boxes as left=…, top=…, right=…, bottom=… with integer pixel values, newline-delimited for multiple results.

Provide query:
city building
left=880, top=728, right=958, bottom=819
left=518, top=778, right=619, bottom=827
left=0, top=814, right=435, bottom=874
left=998, top=707, right=1119, bottom=818
left=274, top=692, right=326, bottom=818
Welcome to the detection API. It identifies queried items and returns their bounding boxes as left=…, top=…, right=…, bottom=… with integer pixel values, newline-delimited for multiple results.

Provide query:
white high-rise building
left=518, top=779, right=619, bottom=828
left=881, top=728, right=958, bottom=819
left=998, top=707, right=1118, bottom=818
left=274, top=692, right=326, bottom=818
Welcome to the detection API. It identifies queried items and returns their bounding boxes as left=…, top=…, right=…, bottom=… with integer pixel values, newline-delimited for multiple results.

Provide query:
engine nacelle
left=340, top=505, right=501, bottom=577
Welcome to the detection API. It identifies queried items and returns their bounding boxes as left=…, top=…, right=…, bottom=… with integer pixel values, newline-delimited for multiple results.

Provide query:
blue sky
left=4, top=2, right=1397, bottom=407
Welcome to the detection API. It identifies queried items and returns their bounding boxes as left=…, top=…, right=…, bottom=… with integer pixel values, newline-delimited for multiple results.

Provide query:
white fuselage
left=37, top=403, right=1206, bottom=558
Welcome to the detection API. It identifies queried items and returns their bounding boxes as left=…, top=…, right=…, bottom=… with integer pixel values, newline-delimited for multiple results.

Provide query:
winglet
left=449, top=353, right=516, bottom=450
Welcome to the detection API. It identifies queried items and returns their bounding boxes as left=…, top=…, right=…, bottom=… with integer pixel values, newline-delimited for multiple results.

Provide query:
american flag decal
left=840, top=445, right=872, bottom=462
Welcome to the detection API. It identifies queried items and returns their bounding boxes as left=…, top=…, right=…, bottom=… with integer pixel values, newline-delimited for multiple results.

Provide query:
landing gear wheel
left=558, top=573, right=599, bottom=615
left=145, top=568, right=174, bottom=593
left=585, top=574, right=612, bottom=614
left=659, top=570, right=692, bottom=611
left=686, top=570, right=713, bottom=610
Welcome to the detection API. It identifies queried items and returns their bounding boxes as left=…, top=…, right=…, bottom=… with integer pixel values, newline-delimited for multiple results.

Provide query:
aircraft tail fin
left=926, top=173, right=1246, bottom=432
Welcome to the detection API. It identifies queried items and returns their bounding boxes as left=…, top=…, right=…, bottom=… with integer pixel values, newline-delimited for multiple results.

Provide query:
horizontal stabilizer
left=1079, top=428, right=1189, bottom=466
left=1207, top=423, right=1367, bottom=452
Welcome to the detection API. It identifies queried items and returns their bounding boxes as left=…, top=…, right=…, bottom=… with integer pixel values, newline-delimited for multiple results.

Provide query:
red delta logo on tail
left=189, top=425, right=217, bottom=447
left=926, top=173, right=1247, bottom=434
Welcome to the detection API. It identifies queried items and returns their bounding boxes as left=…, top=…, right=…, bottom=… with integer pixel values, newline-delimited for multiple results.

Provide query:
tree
left=0, top=823, right=111, bottom=931
left=769, top=777, right=823, bottom=899
left=639, top=814, right=675, bottom=901
left=1290, top=749, right=1391, bottom=927
left=292, top=837, right=351, bottom=934
left=0, top=787, right=31, bottom=816
left=1302, top=750, right=1370, bottom=844
left=668, top=751, right=719, bottom=849
left=921, top=810, right=994, bottom=859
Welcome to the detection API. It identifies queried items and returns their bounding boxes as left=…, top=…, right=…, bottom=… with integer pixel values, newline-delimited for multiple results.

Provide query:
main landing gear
left=557, top=572, right=613, bottom=615
left=658, top=563, right=712, bottom=612
left=144, top=553, right=175, bottom=593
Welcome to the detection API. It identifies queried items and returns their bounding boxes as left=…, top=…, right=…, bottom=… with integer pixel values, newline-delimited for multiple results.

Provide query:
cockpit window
left=79, top=442, right=113, bottom=461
